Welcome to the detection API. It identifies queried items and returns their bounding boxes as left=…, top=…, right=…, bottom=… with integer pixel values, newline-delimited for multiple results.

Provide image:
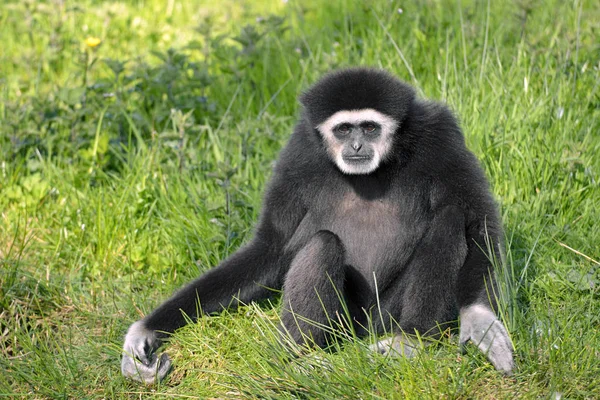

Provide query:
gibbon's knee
left=281, top=230, right=347, bottom=347
left=288, top=230, right=345, bottom=277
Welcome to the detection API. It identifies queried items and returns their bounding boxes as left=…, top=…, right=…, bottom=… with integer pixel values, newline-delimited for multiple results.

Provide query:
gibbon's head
left=300, top=68, right=415, bottom=175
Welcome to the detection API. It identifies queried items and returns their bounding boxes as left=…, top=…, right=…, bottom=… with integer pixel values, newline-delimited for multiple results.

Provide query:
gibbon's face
left=317, top=109, right=398, bottom=175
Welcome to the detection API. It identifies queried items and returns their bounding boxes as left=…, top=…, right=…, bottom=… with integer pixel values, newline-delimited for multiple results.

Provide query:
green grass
left=1, top=0, right=599, bottom=398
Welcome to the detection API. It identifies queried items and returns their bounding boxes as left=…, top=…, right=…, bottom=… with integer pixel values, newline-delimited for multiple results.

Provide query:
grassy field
left=1, top=0, right=599, bottom=398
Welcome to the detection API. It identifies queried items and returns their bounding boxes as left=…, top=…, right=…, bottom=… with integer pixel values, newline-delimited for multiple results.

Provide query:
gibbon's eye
left=363, top=123, right=377, bottom=133
left=336, top=123, right=352, bottom=135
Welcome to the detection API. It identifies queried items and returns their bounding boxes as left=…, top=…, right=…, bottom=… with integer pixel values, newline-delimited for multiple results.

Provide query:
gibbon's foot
left=121, top=320, right=172, bottom=384
left=369, top=334, right=421, bottom=358
left=459, top=304, right=514, bottom=375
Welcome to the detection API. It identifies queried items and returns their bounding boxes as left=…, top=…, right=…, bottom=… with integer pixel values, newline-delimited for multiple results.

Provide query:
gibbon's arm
left=457, top=216, right=514, bottom=374
left=147, top=173, right=307, bottom=333
left=122, top=171, right=306, bottom=383
left=142, top=236, right=287, bottom=334
left=370, top=205, right=514, bottom=374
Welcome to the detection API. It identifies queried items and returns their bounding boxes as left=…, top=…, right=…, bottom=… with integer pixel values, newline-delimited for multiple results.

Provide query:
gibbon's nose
left=352, top=142, right=362, bottom=152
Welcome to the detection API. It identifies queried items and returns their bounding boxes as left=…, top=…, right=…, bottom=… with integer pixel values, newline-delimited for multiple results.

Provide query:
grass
left=1, top=0, right=599, bottom=398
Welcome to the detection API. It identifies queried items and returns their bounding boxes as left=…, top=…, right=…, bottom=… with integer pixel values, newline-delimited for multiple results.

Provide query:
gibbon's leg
left=280, top=230, right=352, bottom=348
left=371, top=206, right=467, bottom=355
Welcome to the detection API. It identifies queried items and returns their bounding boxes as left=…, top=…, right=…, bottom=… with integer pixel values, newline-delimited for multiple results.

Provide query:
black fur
left=300, top=68, right=415, bottom=126
left=122, top=68, right=512, bottom=383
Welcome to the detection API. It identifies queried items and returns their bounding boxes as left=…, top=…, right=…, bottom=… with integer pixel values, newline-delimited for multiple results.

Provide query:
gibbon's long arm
left=371, top=206, right=514, bottom=374
left=457, top=217, right=514, bottom=374
left=145, top=173, right=307, bottom=333
left=122, top=171, right=306, bottom=383
left=144, top=237, right=286, bottom=333
left=456, top=217, right=503, bottom=309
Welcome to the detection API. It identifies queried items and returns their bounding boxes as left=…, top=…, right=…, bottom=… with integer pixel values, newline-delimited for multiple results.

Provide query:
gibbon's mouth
left=343, top=155, right=372, bottom=163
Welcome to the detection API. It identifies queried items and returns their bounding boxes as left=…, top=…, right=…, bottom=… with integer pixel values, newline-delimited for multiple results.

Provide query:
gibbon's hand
left=121, top=321, right=171, bottom=384
left=459, top=304, right=514, bottom=375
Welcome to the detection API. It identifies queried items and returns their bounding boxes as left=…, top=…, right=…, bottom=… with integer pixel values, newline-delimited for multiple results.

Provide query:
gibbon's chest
left=327, top=192, right=401, bottom=270
left=326, top=190, right=429, bottom=272
left=286, top=186, right=428, bottom=275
